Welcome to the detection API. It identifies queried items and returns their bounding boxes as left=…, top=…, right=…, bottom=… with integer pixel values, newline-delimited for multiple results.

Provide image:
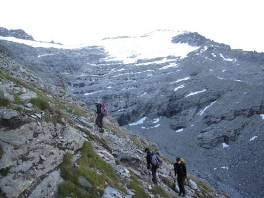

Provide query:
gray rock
left=78, top=176, right=93, bottom=188
left=188, top=179, right=198, bottom=190
left=0, top=85, right=14, bottom=101
left=20, top=87, right=26, bottom=93
left=17, top=159, right=23, bottom=165
left=174, top=181, right=180, bottom=192
left=20, top=91, right=37, bottom=100
left=40, top=155, right=46, bottom=161
left=0, top=85, right=7, bottom=98
left=25, top=103, right=33, bottom=107
left=112, top=152, right=141, bottom=162
left=102, top=186, right=127, bottom=198
left=28, top=171, right=64, bottom=198
left=1, top=109, right=19, bottom=119
left=0, top=122, right=87, bottom=198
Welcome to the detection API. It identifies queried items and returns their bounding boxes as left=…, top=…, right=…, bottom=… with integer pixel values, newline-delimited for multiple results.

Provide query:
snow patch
left=222, top=143, right=229, bottom=148
left=159, top=62, right=178, bottom=70
left=220, top=53, right=233, bottom=62
left=139, top=92, right=147, bottom=97
left=176, top=128, right=184, bottom=133
left=214, top=166, right=229, bottom=170
left=199, top=46, right=208, bottom=53
left=185, top=89, right=206, bottom=97
left=250, top=136, right=257, bottom=141
left=174, top=85, right=185, bottom=91
left=170, top=77, right=190, bottom=84
left=84, top=90, right=103, bottom=95
left=152, top=118, right=160, bottom=124
left=199, top=101, right=216, bottom=116
left=38, top=54, right=54, bottom=58
left=100, top=30, right=199, bottom=64
left=129, top=117, right=147, bottom=126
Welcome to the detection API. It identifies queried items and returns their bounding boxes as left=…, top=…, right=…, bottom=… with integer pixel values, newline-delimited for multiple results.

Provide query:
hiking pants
left=96, top=113, right=103, bottom=128
left=151, top=165, right=158, bottom=184
left=177, top=176, right=186, bottom=195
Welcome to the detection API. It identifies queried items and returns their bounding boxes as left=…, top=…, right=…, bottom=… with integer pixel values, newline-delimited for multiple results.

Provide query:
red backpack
left=101, top=103, right=108, bottom=116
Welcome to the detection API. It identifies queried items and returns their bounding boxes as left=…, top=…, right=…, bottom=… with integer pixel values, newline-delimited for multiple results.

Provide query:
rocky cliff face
left=0, top=47, right=229, bottom=198
left=0, top=27, right=263, bottom=198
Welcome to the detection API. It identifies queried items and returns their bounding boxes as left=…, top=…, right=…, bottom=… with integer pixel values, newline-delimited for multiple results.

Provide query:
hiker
left=145, top=148, right=162, bottom=184
left=94, top=103, right=104, bottom=132
left=174, top=157, right=187, bottom=197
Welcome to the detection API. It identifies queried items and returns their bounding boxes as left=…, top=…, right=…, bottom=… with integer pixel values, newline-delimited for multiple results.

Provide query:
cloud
left=1, top=0, right=264, bottom=52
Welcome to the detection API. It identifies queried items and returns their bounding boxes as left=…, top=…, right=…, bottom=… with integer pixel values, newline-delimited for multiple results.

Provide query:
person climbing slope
left=174, top=157, right=187, bottom=197
left=94, top=102, right=107, bottom=132
left=145, top=148, right=163, bottom=184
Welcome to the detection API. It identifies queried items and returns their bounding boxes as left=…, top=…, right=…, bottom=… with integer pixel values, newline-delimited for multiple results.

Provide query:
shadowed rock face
left=1, top=29, right=264, bottom=198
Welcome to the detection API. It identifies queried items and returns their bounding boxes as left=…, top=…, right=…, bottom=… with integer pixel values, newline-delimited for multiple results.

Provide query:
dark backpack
left=150, top=152, right=163, bottom=167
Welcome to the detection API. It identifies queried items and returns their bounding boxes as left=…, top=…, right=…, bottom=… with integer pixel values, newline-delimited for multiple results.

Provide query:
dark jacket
left=174, top=162, right=187, bottom=178
left=95, top=103, right=102, bottom=114
left=146, top=151, right=151, bottom=169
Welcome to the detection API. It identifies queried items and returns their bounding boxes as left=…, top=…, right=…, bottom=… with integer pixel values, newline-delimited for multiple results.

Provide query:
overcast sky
left=1, top=0, right=263, bottom=52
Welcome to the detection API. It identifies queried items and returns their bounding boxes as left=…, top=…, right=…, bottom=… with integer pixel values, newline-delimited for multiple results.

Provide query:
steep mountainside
left=0, top=41, right=228, bottom=198
left=0, top=27, right=264, bottom=198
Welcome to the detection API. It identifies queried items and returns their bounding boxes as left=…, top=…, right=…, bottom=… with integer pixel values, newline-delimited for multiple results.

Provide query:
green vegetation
left=0, top=70, right=13, bottom=81
left=151, top=185, right=171, bottom=198
left=162, top=155, right=173, bottom=164
left=103, top=117, right=126, bottom=135
left=13, top=105, right=23, bottom=113
left=59, top=152, right=101, bottom=198
left=188, top=174, right=220, bottom=198
left=0, top=69, right=31, bottom=90
left=58, top=141, right=119, bottom=198
left=127, top=172, right=149, bottom=198
left=57, top=181, right=93, bottom=198
left=65, top=105, right=83, bottom=116
left=162, top=177, right=174, bottom=189
left=0, top=98, right=10, bottom=106
left=0, top=166, right=11, bottom=176
left=116, top=184, right=127, bottom=194
left=30, top=97, right=49, bottom=110
left=84, top=133, right=111, bottom=152
left=44, top=108, right=64, bottom=125
left=130, top=136, right=144, bottom=150
left=78, top=141, right=118, bottom=183
left=13, top=93, right=23, bottom=105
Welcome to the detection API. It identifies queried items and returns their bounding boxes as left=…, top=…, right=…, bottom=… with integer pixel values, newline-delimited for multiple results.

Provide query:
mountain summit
left=0, top=27, right=264, bottom=198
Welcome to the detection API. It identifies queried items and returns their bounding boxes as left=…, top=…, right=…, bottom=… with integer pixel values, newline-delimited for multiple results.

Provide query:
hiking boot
left=178, top=193, right=182, bottom=196
left=181, top=194, right=185, bottom=197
